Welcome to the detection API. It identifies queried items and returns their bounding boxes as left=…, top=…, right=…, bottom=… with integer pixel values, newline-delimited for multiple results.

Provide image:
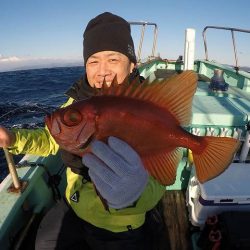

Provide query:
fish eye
left=62, top=109, right=82, bottom=126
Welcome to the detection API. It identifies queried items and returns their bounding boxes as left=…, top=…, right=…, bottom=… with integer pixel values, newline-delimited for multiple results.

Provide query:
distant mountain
left=240, top=66, right=250, bottom=72
left=0, top=58, right=83, bottom=73
left=224, top=64, right=250, bottom=73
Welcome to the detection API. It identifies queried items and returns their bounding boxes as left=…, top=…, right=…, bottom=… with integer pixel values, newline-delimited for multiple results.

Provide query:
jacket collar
left=65, top=75, right=96, bottom=101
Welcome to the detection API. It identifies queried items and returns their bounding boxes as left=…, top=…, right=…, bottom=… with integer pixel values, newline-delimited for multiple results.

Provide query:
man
left=0, top=12, right=166, bottom=249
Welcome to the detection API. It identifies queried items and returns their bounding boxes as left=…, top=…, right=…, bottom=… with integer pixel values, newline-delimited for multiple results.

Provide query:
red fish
left=45, top=71, right=240, bottom=185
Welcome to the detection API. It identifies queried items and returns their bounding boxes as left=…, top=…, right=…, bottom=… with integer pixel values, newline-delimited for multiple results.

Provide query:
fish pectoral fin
left=192, top=136, right=240, bottom=183
left=142, top=148, right=183, bottom=186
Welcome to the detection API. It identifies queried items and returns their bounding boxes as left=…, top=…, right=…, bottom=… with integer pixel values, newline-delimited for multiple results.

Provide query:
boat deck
left=161, top=190, right=192, bottom=250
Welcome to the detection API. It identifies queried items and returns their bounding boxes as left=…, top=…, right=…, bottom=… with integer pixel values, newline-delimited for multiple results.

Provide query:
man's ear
left=130, top=62, right=136, bottom=73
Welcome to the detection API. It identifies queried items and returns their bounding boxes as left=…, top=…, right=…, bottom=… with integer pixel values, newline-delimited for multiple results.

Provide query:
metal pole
left=3, top=148, right=21, bottom=189
left=138, top=24, right=146, bottom=62
left=231, top=30, right=239, bottom=70
left=151, top=24, right=158, bottom=58
left=202, top=29, right=209, bottom=61
left=202, top=26, right=250, bottom=67
left=129, top=21, right=158, bottom=62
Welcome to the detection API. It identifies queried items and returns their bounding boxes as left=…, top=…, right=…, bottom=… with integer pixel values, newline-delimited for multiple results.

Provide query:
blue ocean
left=0, top=66, right=84, bottom=182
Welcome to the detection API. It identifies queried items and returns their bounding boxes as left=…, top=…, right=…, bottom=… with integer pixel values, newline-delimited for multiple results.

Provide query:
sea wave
left=0, top=66, right=84, bottom=182
left=0, top=102, right=56, bottom=182
left=0, top=102, right=56, bottom=128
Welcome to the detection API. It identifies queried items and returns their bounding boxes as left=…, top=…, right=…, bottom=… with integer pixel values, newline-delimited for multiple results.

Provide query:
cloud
left=0, top=55, right=21, bottom=62
left=0, top=55, right=83, bottom=72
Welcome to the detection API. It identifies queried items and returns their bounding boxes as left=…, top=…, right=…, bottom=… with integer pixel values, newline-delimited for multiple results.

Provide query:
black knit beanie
left=83, top=12, right=136, bottom=64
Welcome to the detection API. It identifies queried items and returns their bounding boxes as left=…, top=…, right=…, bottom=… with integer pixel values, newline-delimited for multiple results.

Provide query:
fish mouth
left=77, top=133, right=95, bottom=151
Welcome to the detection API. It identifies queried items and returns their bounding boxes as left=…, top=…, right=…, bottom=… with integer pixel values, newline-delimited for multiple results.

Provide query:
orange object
left=45, top=71, right=240, bottom=185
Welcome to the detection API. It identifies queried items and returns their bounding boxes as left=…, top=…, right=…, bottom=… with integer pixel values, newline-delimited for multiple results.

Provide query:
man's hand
left=82, top=136, right=149, bottom=209
left=0, top=126, right=15, bottom=148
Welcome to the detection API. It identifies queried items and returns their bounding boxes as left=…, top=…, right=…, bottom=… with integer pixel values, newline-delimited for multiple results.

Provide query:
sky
left=1, top=0, right=250, bottom=72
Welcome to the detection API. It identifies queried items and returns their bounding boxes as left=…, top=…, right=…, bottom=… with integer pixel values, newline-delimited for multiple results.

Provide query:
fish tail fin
left=193, top=136, right=240, bottom=183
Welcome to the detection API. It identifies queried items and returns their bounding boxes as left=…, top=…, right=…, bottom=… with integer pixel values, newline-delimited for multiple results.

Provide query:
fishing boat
left=1, top=24, right=250, bottom=250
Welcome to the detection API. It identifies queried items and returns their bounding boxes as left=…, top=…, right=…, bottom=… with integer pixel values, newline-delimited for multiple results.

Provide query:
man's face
left=86, top=51, right=135, bottom=88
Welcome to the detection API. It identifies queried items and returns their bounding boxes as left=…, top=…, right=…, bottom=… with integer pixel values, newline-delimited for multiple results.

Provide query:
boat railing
left=202, top=26, right=250, bottom=71
left=129, top=21, right=158, bottom=63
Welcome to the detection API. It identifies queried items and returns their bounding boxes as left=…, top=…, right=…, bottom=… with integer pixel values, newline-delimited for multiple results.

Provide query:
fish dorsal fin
left=100, top=70, right=198, bottom=126
left=142, top=148, right=183, bottom=185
